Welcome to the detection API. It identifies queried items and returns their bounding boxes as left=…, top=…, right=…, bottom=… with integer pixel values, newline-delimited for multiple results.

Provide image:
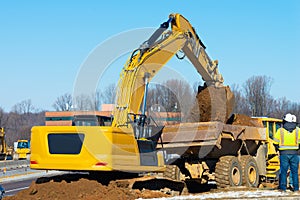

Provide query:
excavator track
left=163, top=165, right=182, bottom=181
left=111, top=175, right=186, bottom=195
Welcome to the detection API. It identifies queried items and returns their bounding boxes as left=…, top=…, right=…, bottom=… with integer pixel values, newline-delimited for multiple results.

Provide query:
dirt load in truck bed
left=227, top=113, right=264, bottom=127
left=188, top=85, right=235, bottom=123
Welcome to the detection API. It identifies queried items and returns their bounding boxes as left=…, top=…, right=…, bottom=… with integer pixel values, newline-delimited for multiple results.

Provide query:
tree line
left=232, top=75, right=300, bottom=120
left=0, top=100, right=44, bottom=146
left=1, top=75, right=300, bottom=146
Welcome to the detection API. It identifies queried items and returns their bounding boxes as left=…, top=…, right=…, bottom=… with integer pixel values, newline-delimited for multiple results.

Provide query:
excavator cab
left=128, top=113, right=164, bottom=166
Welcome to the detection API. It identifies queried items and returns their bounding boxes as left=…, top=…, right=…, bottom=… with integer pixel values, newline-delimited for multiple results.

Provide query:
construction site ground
left=3, top=172, right=300, bottom=200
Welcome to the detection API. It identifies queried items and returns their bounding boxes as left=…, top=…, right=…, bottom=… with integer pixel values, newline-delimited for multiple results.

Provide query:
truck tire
left=215, top=156, right=242, bottom=188
left=240, top=155, right=259, bottom=187
left=163, top=165, right=184, bottom=181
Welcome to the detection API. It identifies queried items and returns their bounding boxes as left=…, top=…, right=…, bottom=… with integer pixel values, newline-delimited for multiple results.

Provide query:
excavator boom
left=113, top=13, right=226, bottom=127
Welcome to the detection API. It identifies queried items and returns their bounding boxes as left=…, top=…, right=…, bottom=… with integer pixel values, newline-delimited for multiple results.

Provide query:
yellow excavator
left=30, top=13, right=228, bottom=172
left=30, top=14, right=279, bottom=188
left=0, top=127, right=13, bottom=160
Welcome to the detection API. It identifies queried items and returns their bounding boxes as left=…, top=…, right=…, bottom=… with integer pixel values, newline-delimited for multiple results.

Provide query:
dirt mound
left=4, top=178, right=170, bottom=200
left=188, top=86, right=235, bottom=122
left=227, top=114, right=263, bottom=127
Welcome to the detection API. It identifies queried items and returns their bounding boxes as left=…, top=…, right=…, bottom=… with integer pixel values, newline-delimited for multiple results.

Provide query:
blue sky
left=0, top=1, right=299, bottom=111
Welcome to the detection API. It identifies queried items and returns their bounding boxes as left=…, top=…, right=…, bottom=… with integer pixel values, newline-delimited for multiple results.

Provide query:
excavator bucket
left=188, top=85, right=235, bottom=123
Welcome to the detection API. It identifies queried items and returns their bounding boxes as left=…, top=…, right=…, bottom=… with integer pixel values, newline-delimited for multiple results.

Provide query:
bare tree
left=243, top=75, right=273, bottom=116
left=92, top=90, right=102, bottom=111
left=73, top=94, right=94, bottom=111
left=5, top=111, right=45, bottom=146
left=264, top=97, right=300, bottom=121
left=101, top=84, right=116, bottom=104
left=147, top=84, right=174, bottom=112
left=147, top=79, right=194, bottom=121
left=0, top=107, right=8, bottom=128
left=10, top=99, right=36, bottom=133
left=53, top=93, right=73, bottom=111
left=11, top=99, right=35, bottom=115
left=5, top=100, right=43, bottom=146
left=231, top=84, right=251, bottom=115
left=60, top=87, right=111, bottom=111
left=165, top=79, right=194, bottom=115
left=289, top=102, right=300, bottom=118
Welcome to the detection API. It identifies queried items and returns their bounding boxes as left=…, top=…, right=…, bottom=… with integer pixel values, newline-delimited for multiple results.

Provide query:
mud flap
left=254, top=143, right=267, bottom=176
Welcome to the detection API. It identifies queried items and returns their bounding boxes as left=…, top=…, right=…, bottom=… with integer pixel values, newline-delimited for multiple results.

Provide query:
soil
left=227, top=113, right=264, bottom=127
left=4, top=177, right=170, bottom=200
left=3, top=175, right=287, bottom=200
left=188, top=86, right=235, bottom=123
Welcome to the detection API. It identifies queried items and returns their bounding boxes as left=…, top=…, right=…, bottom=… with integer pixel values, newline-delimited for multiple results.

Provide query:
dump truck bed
left=159, top=122, right=266, bottom=159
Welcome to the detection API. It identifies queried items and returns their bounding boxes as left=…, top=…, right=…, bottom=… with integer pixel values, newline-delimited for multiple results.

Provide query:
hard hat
left=292, top=114, right=297, bottom=122
left=283, top=113, right=296, bottom=123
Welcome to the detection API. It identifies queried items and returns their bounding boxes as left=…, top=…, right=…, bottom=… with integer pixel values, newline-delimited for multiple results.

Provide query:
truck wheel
left=163, top=165, right=184, bottom=181
left=215, top=156, right=242, bottom=188
left=240, top=155, right=259, bottom=187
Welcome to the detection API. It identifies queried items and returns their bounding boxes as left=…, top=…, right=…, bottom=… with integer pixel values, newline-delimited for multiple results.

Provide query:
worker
left=274, top=113, right=300, bottom=192
left=0, top=184, right=4, bottom=200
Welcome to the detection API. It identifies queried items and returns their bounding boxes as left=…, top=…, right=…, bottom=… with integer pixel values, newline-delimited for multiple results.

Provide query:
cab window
left=268, top=122, right=274, bottom=138
left=275, top=122, right=282, bottom=131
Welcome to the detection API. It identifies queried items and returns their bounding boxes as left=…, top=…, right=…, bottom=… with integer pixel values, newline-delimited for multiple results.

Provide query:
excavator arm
left=112, top=13, right=225, bottom=127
